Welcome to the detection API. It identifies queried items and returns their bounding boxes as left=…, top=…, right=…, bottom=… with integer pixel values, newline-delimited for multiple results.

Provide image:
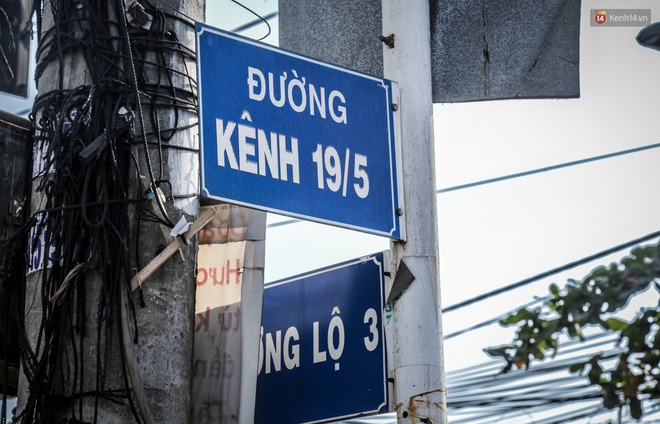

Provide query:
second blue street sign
left=255, top=252, right=390, bottom=423
left=196, top=23, right=405, bottom=240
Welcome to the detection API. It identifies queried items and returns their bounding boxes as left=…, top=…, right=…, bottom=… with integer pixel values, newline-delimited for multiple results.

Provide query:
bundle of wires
left=0, top=0, right=197, bottom=422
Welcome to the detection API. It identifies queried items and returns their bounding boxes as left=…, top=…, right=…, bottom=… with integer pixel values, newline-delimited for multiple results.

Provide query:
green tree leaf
left=605, top=317, right=629, bottom=331
left=487, top=242, right=660, bottom=421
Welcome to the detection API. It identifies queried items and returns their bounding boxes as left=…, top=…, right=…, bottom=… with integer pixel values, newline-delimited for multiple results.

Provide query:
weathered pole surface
left=382, top=1, right=447, bottom=423
left=18, top=1, right=203, bottom=423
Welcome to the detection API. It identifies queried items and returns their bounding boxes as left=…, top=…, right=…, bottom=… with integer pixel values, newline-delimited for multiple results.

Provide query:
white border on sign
left=263, top=252, right=390, bottom=422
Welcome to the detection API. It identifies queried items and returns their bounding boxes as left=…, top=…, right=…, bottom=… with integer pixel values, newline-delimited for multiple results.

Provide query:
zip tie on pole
left=130, top=205, right=220, bottom=291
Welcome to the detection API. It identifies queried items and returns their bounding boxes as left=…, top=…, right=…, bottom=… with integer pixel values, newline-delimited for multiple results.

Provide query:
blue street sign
left=196, top=23, right=405, bottom=240
left=255, top=253, right=389, bottom=424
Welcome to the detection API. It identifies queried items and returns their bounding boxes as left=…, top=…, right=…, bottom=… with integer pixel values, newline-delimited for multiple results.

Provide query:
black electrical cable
left=4, top=0, right=200, bottom=422
left=443, top=230, right=660, bottom=313
left=442, top=326, right=654, bottom=423
left=267, top=142, right=660, bottom=231
left=444, top=296, right=550, bottom=340
left=447, top=355, right=632, bottom=423
left=437, top=141, right=660, bottom=194
left=231, top=10, right=278, bottom=34
left=229, top=0, right=272, bottom=41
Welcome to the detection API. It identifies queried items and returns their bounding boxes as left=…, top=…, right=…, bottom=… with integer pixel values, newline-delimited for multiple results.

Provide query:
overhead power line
left=444, top=296, right=549, bottom=340
left=437, top=142, right=660, bottom=194
left=442, top=230, right=660, bottom=313
left=230, top=10, right=278, bottom=33
left=268, top=142, right=660, bottom=229
left=441, top=330, right=657, bottom=424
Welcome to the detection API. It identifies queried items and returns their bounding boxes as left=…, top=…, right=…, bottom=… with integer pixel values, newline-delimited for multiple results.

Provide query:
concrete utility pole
left=382, top=1, right=447, bottom=423
left=19, top=1, right=203, bottom=422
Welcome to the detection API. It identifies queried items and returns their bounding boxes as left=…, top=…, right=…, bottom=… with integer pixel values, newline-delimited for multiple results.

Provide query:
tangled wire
left=0, top=0, right=198, bottom=422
